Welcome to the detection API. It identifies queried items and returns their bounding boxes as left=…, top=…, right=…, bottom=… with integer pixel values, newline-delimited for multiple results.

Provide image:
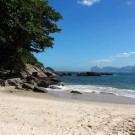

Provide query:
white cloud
left=78, top=0, right=101, bottom=6
left=91, top=52, right=135, bottom=67
left=91, top=58, right=114, bottom=67
left=114, top=52, right=135, bottom=58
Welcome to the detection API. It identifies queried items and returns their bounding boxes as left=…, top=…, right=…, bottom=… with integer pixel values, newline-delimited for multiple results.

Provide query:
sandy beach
left=0, top=86, right=135, bottom=135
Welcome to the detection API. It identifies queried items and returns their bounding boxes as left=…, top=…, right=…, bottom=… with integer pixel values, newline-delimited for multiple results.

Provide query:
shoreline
left=1, top=86, right=135, bottom=105
left=0, top=86, right=135, bottom=135
left=47, top=90, right=135, bottom=105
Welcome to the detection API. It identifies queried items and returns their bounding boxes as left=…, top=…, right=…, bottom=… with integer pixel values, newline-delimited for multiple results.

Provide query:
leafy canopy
left=0, top=0, right=62, bottom=69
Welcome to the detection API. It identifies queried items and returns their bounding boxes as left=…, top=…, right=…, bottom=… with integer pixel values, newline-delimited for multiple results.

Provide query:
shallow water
left=58, top=73, right=135, bottom=98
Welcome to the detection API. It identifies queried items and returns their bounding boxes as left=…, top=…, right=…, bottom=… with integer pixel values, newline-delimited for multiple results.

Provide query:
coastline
left=47, top=90, right=135, bottom=105
left=0, top=86, right=135, bottom=135
left=1, top=86, right=135, bottom=105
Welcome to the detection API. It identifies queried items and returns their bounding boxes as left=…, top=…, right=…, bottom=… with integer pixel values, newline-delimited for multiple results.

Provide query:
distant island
left=91, top=66, right=135, bottom=73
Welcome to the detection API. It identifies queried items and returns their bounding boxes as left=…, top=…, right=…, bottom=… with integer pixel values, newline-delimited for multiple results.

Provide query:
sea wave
left=55, top=84, right=135, bottom=98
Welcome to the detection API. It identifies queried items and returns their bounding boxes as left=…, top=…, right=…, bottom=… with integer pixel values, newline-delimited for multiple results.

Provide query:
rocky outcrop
left=77, top=72, right=101, bottom=76
left=25, top=64, right=47, bottom=77
left=76, top=72, right=113, bottom=76
left=0, top=64, right=61, bottom=92
left=55, top=72, right=72, bottom=76
left=7, top=78, right=23, bottom=87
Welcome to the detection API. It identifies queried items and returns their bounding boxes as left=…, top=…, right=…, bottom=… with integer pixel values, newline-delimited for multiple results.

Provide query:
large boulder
left=6, top=71, right=26, bottom=79
left=22, top=83, right=34, bottom=90
left=26, top=75, right=39, bottom=85
left=33, top=86, right=48, bottom=93
left=49, top=77, right=60, bottom=83
left=44, top=71, right=55, bottom=77
left=37, top=80, right=58, bottom=88
left=7, top=78, right=23, bottom=86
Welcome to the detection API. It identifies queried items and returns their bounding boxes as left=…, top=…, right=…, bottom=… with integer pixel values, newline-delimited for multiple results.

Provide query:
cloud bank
left=91, top=52, right=135, bottom=67
left=78, top=0, right=101, bottom=6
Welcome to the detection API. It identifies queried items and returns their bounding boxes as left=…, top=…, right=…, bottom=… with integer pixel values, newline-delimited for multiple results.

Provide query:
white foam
left=58, top=84, right=135, bottom=98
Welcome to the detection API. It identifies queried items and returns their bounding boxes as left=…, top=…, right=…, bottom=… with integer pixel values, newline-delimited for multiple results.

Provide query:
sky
left=35, top=0, right=135, bottom=71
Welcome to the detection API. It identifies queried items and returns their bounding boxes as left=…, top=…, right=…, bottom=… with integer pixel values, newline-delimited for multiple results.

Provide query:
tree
left=0, top=0, right=62, bottom=70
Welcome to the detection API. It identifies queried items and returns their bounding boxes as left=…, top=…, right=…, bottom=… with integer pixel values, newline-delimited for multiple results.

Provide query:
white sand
left=0, top=86, right=135, bottom=135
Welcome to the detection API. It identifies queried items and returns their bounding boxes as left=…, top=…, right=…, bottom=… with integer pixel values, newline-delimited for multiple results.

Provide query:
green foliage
left=21, top=51, right=44, bottom=68
left=0, top=0, right=62, bottom=70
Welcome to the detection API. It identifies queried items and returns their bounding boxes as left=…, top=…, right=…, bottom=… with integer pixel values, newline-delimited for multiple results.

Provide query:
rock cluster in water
left=55, top=71, right=113, bottom=77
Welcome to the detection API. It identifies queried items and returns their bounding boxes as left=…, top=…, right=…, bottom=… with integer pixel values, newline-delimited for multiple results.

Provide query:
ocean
left=58, top=73, right=135, bottom=98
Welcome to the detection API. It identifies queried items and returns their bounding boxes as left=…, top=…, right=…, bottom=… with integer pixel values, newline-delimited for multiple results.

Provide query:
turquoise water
left=59, top=73, right=135, bottom=98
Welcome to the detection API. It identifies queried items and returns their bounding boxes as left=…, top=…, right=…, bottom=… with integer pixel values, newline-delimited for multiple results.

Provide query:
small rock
left=87, top=125, right=92, bottom=128
left=70, top=90, right=82, bottom=94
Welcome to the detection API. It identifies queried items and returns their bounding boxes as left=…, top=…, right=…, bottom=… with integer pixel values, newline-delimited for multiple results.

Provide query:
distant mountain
left=91, top=66, right=135, bottom=73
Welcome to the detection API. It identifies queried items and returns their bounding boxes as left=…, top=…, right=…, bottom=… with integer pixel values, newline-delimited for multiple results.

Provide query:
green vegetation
left=0, top=0, right=62, bottom=70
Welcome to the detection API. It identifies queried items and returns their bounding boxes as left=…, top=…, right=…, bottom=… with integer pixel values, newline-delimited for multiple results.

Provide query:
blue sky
left=35, top=0, right=135, bottom=71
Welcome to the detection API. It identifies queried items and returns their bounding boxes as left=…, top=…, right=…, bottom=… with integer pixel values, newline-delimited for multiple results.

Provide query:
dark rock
left=50, top=78, right=60, bottom=83
left=29, top=80, right=37, bottom=85
left=44, top=71, right=58, bottom=77
left=76, top=72, right=101, bottom=76
left=76, top=72, right=113, bottom=76
left=37, top=80, right=60, bottom=88
left=55, top=72, right=72, bottom=76
left=44, top=71, right=53, bottom=77
left=0, top=71, right=7, bottom=79
left=26, top=76, right=32, bottom=82
left=22, top=83, right=34, bottom=90
left=70, top=90, right=82, bottom=94
left=37, top=80, right=49, bottom=88
left=33, top=86, right=48, bottom=93
left=15, top=85, right=22, bottom=90
left=32, top=72, right=38, bottom=77
left=6, top=71, right=24, bottom=78
left=49, top=74, right=59, bottom=78
left=46, top=67, right=55, bottom=72
left=7, top=78, right=23, bottom=87
left=30, top=76, right=39, bottom=83
left=7, top=80, right=17, bottom=86
left=49, top=85, right=61, bottom=89
left=26, top=75, right=38, bottom=85
left=0, top=79, right=4, bottom=86
left=100, top=73, right=113, bottom=75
